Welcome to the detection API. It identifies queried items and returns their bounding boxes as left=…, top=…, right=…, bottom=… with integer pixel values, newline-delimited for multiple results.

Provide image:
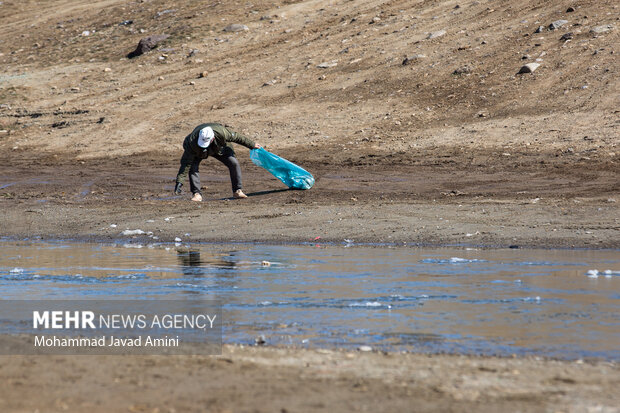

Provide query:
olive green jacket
left=176, top=123, right=255, bottom=184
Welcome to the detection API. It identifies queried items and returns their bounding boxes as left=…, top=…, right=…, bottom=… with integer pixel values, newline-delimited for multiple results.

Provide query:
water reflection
left=0, top=241, right=618, bottom=360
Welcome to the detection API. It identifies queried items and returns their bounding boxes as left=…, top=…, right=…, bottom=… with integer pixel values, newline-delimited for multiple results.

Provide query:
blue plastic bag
left=250, top=148, right=314, bottom=190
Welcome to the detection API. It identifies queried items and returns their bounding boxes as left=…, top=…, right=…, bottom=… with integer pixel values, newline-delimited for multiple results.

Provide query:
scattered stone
left=560, top=32, right=574, bottom=41
left=427, top=29, right=446, bottom=39
left=548, top=20, right=568, bottom=30
left=358, top=345, right=373, bottom=352
left=317, top=61, right=337, bottom=68
left=402, top=54, right=426, bottom=65
left=534, top=26, right=545, bottom=33
left=188, top=81, right=195, bottom=85
left=223, top=24, right=249, bottom=32
left=127, top=34, right=169, bottom=58
left=156, top=9, right=176, bottom=18
left=158, top=76, right=164, bottom=80
left=369, top=16, right=381, bottom=24
left=590, top=24, right=613, bottom=34
left=255, top=335, right=266, bottom=345
left=198, top=71, right=208, bottom=78
left=0, top=130, right=8, bottom=134
left=518, top=63, right=540, bottom=74
left=453, top=65, right=472, bottom=75
left=566, top=6, right=576, bottom=13
left=187, top=49, right=199, bottom=57
left=174, top=237, right=182, bottom=242
left=81, top=30, right=90, bottom=36
left=119, top=20, right=133, bottom=26
left=261, top=261, right=271, bottom=266
left=103, top=67, right=112, bottom=72
left=70, top=87, right=80, bottom=92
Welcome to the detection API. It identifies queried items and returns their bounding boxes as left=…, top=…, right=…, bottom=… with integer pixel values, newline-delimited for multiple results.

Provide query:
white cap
left=197, top=126, right=215, bottom=148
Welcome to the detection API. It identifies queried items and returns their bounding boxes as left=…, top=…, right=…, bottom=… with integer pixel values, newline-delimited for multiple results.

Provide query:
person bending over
left=174, top=123, right=261, bottom=201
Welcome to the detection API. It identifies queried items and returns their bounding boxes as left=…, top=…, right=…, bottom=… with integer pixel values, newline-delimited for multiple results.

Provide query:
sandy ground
left=1, top=0, right=619, bottom=411
left=0, top=340, right=619, bottom=413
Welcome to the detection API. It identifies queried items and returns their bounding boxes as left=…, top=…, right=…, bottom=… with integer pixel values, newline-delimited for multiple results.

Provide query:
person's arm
left=174, top=151, right=194, bottom=193
left=222, top=126, right=257, bottom=149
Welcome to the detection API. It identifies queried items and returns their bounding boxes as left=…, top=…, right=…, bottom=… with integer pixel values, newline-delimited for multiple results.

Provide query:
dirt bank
left=0, top=341, right=619, bottom=413
left=1, top=153, right=618, bottom=248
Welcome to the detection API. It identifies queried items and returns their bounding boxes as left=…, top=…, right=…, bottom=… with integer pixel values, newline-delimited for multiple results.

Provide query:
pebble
left=590, top=24, right=613, bottom=34
left=548, top=20, right=568, bottom=30
left=518, top=63, right=540, bottom=74
left=174, top=237, right=182, bottom=242
left=198, top=71, right=208, bottom=78
left=317, top=61, right=337, bottom=68
left=560, top=32, right=574, bottom=41
left=358, top=345, right=373, bottom=352
left=103, top=67, right=112, bottom=72
left=223, top=24, right=249, bottom=32
left=427, top=30, right=446, bottom=39
left=566, top=7, right=575, bottom=13
left=402, top=54, right=426, bottom=65
left=70, top=87, right=80, bottom=92
left=534, top=26, right=545, bottom=33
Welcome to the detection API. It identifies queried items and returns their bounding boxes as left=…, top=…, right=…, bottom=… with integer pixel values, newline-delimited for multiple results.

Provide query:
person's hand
left=253, top=143, right=262, bottom=149
left=174, top=182, right=183, bottom=194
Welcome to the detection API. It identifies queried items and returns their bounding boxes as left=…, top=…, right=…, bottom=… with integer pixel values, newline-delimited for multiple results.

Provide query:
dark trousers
left=184, top=152, right=242, bottom=195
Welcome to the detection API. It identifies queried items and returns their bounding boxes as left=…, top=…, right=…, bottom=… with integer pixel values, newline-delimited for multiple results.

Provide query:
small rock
left=198, top=71, right=208, bottom=78
left=317, top=61, right=337, bottom=68
left=453, top=65, right=472, bottom=75
left=402, top=54, right=426, bottom=65
left=534, top=26, right=545, bottom=33
left=255, top=335, right=266, bottom=345
left=566, top=7, right=575, bottom=13
left=0, top=130, right=8, bottom=134
left=128, top=34, right=169, bottom=58
left=590, top=24, right=613, bottom=34
left=103, top=67, right=112, bottom=72
left=358, top=345, right=373, bottom=352
left=261, top=261, right=271, bottom=266
left=548, top=20, right=568, bottom=30
left=427, top=30, right=446, bottom=39
left=223, top=24, right=249, bottom=32
left=70, top=87, right=80, bottom=92
left=81, top=30, right=90, bottom=36
left=560, top=32, right=574, bottom=41
left=119, top=20, right=133, bottom=26
left=158, top=76, right=164, bottom=80
left=188, top=81, right=195, bottom=85
left=518, top=63, right=540, bottom=74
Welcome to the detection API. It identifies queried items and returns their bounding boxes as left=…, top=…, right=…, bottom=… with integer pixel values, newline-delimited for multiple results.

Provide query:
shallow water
left=1, top=240, right=619, bottom=360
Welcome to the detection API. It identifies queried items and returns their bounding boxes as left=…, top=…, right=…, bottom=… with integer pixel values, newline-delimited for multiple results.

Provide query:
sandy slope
left=0, top=1, right=619, bottom=411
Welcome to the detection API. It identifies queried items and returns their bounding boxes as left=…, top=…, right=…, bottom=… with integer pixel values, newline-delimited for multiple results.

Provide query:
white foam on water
left=349, top=301, right=391, bottom=308
left=9, top=267, right=24, bottom=274
left=123, top=243, right=143, bottom=249
left=121, top=229, right=145, bottom=236
left=587, top=269, right=620, bottom=279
